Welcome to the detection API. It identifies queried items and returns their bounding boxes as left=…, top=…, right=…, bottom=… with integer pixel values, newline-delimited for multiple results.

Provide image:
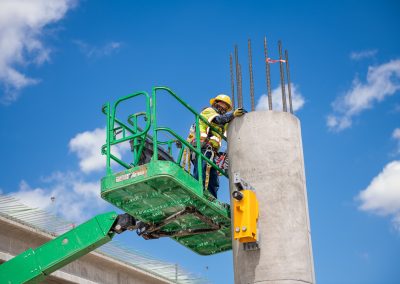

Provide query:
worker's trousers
left=192, top=149, right=219, bottom=198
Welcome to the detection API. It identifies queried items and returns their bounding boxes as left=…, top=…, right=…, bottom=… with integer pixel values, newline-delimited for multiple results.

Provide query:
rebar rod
left=238, top=63, right=243, bottom=108
left=230, top=53, right=236, bottom=109
left=234, top=45, right=242, bottom=108
left=248, top=39, right=255, bottom=111
left=285, top=49, right=293, bottom=114
left=264, top=36, right=272, bottom=110
left=278, top=40, right=287, bottom=112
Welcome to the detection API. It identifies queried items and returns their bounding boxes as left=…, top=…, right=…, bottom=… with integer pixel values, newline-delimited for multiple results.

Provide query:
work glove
left=233, top=108, right=246, bottom=117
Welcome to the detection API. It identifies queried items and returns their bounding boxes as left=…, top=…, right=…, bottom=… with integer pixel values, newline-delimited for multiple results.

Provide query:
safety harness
left=181, top=124, right=196, bottom=173
left=203, top=144, right=215, bottom=189
left=180, top=115, right=229, bottom=190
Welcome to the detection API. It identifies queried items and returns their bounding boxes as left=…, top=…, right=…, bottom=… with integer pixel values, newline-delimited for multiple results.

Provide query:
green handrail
left=151, top=87, right=228, bottom=187
left=129, top=113, right=146, bottom=166
left=104, top=91, right=151, bottom=175
left=156, top=127, right=228, bottom=177
left=152, top=86, right=227, bottom=140
left=103, top=87, right=228, bottom=189
left=127, top=113, right=150, bottom=166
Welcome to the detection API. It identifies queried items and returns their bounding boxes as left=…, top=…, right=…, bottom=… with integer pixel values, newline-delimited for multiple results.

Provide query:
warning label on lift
left=116, top=168, right=147, bottom=183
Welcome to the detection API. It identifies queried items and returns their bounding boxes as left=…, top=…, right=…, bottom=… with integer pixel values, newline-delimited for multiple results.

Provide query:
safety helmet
left=209, top=94, right=233, bottom=111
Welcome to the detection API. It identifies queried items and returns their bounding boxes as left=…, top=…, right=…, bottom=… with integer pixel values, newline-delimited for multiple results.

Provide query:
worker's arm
left=212, top=112, right=234, bottom=125
left=212, top=108, right=246, bottom=125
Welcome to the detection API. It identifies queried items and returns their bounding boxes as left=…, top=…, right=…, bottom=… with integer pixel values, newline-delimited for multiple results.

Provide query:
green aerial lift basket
left=100, top=87, right=232, bottom=255
left=101, top=161, right=231, bottom=255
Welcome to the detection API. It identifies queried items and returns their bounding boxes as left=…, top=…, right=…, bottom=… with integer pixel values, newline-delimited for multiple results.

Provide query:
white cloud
left=393, top=128, right=400, bottom=140
left=12, top=171, right=108, bottom=222
left=393, top=128, right=400, bottom=153
left=327, top=60, right=400, bottom=131
left=357, top=161, right=400, bottom=231
left=10, top=125, right=135, bottom=223
left=69, top=127, right=130, bottom=174
left=350, top=49, right=378, bottom=61
left=74, top=40, right=122, bottom=58
left=0, top=0, right=75, bottom=104
left=256, top=83, right=305, bottom=112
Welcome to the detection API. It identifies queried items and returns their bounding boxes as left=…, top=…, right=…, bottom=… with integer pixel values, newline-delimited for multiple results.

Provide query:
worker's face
left=215, top=101, right=230, bottom=114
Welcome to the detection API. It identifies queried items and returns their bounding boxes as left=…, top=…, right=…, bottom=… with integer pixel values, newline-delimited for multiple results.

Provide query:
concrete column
left=227, top=111, right=315, bottom=284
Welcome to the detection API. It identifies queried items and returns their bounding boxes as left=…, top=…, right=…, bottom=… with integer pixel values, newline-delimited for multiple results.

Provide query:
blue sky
left=1, top=1, right=400, bottom=283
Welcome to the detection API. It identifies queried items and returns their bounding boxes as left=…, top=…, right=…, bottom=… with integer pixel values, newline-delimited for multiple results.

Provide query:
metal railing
left=102, top=91, right=151, bottom=175
left=103, top=87, right=228, bottom=189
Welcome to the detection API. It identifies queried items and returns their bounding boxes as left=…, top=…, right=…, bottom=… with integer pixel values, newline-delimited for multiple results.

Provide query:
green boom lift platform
left=101, top=86, right=231, bottom=255
left=0, top=87, right=232, bottom=283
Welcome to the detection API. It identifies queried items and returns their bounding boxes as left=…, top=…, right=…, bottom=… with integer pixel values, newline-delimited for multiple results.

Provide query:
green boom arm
left=0, top=211, right=136, bottom=284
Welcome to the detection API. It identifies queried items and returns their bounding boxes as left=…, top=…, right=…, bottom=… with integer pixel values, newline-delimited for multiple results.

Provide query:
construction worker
left=193, top=94, right=246, bottom=198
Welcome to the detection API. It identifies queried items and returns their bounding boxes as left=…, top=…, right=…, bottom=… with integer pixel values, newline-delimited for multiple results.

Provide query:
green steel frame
left=102, top=86, right=228, bottom=185
left=102, top=91, right=152, bottom=172
left=0, top=212, right=118, bottom=284
left=101, top=87, right=232, bottom=255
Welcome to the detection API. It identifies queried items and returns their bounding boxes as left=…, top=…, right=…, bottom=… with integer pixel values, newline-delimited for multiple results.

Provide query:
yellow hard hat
left=210, top=94, right=233, bottom=111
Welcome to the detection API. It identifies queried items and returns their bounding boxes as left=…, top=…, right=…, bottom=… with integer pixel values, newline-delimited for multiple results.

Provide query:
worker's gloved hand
left=233, top=108, right=247, bottom=117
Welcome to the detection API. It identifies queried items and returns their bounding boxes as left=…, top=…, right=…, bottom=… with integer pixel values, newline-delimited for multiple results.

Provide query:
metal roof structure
left=0, top=194, right=208, bottom=284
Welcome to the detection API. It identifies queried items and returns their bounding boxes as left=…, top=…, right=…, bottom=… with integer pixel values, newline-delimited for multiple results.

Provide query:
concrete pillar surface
left=228, top=111, right=315, bottom=284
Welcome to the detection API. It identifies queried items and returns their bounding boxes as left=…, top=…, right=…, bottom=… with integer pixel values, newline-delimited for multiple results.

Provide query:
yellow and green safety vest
left=198, top=107, right=227, bottom=150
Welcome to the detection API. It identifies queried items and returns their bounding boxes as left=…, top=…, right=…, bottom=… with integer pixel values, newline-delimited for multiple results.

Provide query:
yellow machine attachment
left=233, top=189, right=259, bottom=243
left=232, top=173, right=260, bottom=250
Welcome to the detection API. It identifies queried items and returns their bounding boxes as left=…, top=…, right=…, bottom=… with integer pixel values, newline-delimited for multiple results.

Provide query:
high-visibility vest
left=198, top=107, right=227, bottom=150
